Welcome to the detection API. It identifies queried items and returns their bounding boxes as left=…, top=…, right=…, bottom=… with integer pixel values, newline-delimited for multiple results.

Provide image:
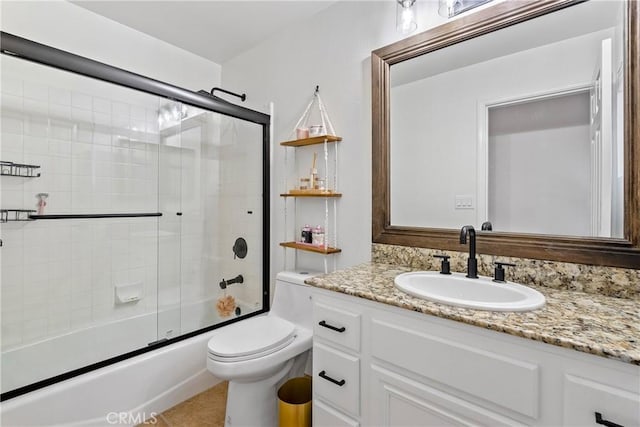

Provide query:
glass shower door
left=159, top=104, right=266, bottom=336
left=156, top=100, right=184, bottom=342
left=0, top=54, right=164, bottom=393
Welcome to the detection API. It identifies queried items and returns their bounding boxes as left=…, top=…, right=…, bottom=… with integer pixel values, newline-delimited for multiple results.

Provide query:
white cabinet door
left=563, top=374, right=640, bottom=427
left=368, top=364, right=525, bottom=427
left=371, top=318, right=540, bottom=419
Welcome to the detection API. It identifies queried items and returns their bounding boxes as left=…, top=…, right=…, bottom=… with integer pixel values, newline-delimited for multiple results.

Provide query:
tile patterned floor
left=139, top=382, right=228, bottom=427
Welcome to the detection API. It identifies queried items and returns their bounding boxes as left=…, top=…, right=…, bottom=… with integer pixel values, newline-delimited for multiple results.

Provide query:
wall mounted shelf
left=280, top=133, right=343, bottom=273
left=280, top=192, right=342, bottom=198
left=279, top=241, right=341, bottom=255
left=280, top=135, right=342, bottom=147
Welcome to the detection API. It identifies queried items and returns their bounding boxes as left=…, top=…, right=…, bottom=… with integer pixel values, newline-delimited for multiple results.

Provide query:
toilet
left=206, top=271, right=316, bottom=427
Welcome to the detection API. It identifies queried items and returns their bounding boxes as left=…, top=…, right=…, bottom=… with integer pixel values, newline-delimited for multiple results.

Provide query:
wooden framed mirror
left=372, top=0, right=639, bottom=269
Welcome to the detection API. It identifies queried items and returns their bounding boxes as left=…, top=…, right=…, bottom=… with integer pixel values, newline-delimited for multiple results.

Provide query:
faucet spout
left=219, top=274, right=244, bottom=289
left=460, top=225, right=478, bottom=278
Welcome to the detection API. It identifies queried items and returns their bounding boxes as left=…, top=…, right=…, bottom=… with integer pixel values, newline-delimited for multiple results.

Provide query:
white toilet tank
left=269, top=271, right=319, bottom=329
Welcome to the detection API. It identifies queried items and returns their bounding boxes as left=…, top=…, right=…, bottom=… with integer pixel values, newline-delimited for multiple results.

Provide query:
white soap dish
left=114, top=281, right=143, bottom=304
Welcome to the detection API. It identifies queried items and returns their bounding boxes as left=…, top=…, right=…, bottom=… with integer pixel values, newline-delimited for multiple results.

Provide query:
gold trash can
left=278, top=377, right=312, bottom=427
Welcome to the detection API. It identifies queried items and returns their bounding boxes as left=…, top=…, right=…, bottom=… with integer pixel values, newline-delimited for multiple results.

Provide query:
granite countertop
left=305, top=262, right=640, bottom=365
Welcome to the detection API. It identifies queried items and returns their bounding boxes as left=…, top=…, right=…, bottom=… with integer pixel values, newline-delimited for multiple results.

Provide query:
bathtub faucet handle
left=219, top=274, right=244, bottom=289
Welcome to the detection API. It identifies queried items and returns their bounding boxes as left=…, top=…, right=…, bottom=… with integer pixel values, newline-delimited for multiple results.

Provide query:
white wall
left=0, top=0, right=221, bottom=92
left=221, top=0, right=490, bottom=276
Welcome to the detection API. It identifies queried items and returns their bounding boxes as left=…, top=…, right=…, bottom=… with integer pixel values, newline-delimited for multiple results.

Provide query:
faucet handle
left=433, top=254, right=451, bottom=275
left=493, top=261, right=516, bottom=283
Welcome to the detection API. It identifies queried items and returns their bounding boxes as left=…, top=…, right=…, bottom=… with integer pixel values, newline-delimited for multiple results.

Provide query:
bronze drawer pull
left=319, top=370, right=345, bottom=387
left=319, top=320, right=346, bottom=333
left=595, top=412, right=623, bottom=427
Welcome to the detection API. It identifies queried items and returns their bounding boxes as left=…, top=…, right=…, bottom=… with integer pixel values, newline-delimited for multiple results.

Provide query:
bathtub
left=1, top=298, right=258, bottom=427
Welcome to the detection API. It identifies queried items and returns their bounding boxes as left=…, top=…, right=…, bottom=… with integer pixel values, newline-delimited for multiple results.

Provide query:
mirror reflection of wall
left=487, top=92, right=591, bottom=236
left=389, top=0, right=625, bottom=239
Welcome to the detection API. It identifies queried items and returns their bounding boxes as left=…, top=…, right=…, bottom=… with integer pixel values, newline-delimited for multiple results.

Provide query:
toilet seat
left=207, top=316, right=297, bottom=362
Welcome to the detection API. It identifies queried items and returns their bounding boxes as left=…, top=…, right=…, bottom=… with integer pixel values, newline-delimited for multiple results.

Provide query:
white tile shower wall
left=0, top=69, right=165, bottom=351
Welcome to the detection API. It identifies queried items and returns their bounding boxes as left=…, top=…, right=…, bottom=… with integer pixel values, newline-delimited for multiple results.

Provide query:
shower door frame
left=0, top=31, right=271, bottom=401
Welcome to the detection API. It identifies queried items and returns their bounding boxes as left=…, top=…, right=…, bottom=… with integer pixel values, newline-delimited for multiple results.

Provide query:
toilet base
left=222, top=350, right=310, bottom=427
left=224, top=359, right=293, bottom=427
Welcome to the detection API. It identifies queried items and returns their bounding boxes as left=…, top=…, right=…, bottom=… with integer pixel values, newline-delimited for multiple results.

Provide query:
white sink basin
left=394, top=271, right=545, bottom=312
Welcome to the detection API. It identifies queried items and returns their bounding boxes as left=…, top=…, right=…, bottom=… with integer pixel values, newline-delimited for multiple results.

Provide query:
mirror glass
left=389, top=0, right=626, bottom=238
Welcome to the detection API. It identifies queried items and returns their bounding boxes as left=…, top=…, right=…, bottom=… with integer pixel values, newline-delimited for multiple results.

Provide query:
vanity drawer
left=313, top=342, right=360, bottom=417
left=313, top=301, right=361, bottom=352
left=371, top=319, right=539, bottom=419
left=563, top=374, right=640, bottom=427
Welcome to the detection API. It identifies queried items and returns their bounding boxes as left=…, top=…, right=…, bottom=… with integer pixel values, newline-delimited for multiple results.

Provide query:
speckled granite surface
left=306, top=262, right=640, bottom=365
left=372, top=244, right=640, bottom=299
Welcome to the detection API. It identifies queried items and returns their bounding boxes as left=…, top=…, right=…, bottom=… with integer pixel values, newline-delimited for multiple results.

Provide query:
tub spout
left=219, top=274, right=244, bottom=289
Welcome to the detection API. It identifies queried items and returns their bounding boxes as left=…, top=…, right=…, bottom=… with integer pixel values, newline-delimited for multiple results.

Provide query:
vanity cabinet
left=311, top=288, right=640, bottom=427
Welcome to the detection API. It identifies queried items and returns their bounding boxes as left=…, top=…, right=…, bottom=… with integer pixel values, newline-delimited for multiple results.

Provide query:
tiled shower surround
left=372, top=243, right=640, bottom=299
left=1, top=71, right=162, bottom=349
left=0, top=55, right=264, bottom=368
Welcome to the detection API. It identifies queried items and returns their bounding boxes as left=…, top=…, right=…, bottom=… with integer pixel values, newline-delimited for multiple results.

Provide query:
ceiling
left=72, top=1, right=337, bottom=64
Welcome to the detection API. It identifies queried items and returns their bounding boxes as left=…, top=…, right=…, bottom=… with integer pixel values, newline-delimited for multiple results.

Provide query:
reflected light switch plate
left=455, top=195, right=474, bottom=209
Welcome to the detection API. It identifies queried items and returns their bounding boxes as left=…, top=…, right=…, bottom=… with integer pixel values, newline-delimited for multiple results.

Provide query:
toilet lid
left=207, top=316, right=296, bottom=359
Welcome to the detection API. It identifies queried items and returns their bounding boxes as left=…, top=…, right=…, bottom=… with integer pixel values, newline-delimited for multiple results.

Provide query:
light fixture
left=396, top=0, right=417, bottom=35
left=438, top=0, right=454, bottom=18
left=438, top=0, right=492, bottom=18
left=157, top=103, right=188, bottom=128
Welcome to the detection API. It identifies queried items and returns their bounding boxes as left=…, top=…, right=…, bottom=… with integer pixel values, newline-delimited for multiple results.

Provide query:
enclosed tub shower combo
left=0, top=31, right=271, bottom=424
